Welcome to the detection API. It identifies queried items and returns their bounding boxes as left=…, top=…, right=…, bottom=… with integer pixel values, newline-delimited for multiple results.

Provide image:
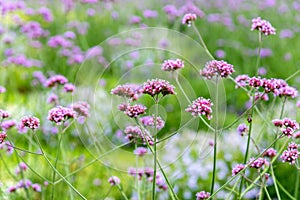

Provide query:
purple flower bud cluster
left=71, top=101, right=90, bottom=118
left=237, top=123, right=248, bottom=136
left=46, top=75, right=68, bottom=87
left=263, top=148, right=277, bottom=158
left=0, top=131, right=7, bottom=143
left=249, top=157, right=268, bottom=169
left=123, top=126, right=154, bottom=145
left=48, top=106, right=75, bottom=125
left=231, top=164, right=245, bottom=176
left=280, top=142, right=299, bottom=165
left=182, top=13, right=197, bottom=26
left=235, top=76, right=298, bottom=98
left=196, top=191, right=210, bottom=200
left=251, top=17, right=276, bottom=36
left=20, top=116, right=40, bottom=130
left=186, top=97, right=213, bottom=120
left=111, top=84, right=140, bottom=101
left=133, top=147, right=148, bottom=156
left=108, top=176, right=120, bottom=186
left=200, top=60, right=234, bottom=79
left=7, top=179, right=42, bottom=193
left=1, top=120, right=16, bottom=130
left=123, top=104, right=146, bottom=118
left=21, top=21, right=48, bottom=39
left=0, top=109, right=10, bottom=119
left=128, top=167, right=167, bottom=191
left=5, top=54, right=43, bottom=68
left=140, top=115, right=165, bottom=130
left=272, top=118, right=299, bottom=137
left=63, top=83, right=76, bottom=93
left=141, top=79, right=175, bottom=97
left=161, top=59, right=184, bottom=71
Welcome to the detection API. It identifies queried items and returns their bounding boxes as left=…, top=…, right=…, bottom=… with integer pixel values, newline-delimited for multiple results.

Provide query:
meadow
left=0, top=0, right=299, bottom=199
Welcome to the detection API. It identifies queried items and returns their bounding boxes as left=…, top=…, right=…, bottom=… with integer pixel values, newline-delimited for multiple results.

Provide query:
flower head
left=237, top=123, right=248, bottom=136
left=161, top=59, right=184, bottom=71
left=134, top=147, right=148, bottom=156
left=263, top=148, right=277, bottom=158
left=200, top=60, right=234, bottom=79
left=141, top=79, right=175, bottom=97
left=124, top=104, right=146, bottom=118
left=140, top=115, right=165, bottom=130
left=186, top=97, right=213, bottom=120
left=182, top=13, right=197, bottom=26
left=45, top=75, right=68, bottom=87
left=48, top=106, right=75, bottom=125
left=111, top=84, right=140, bottom=101
left=196, top=191, right=210, bottom=200
left=251, top=17, right=276, bottom=36
left=232, top=164, right=245, bottom=176
left=20, top=116, right=40, bottom=130
left=0, top=131, right=7, bottom=143
left=280, top=142, right=299, bottom=165
left=0, top=110, right=10, bottom=118
left=249, top=157, right=268, bottom=169
left=108, top=176, right=120, bottom=186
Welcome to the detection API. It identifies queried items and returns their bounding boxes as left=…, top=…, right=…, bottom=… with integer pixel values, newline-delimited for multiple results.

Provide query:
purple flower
left=0, top=109, right=10, bottom=118
left=280, top=142, right=299, bottom=164
left=141, top=79, right=175, bottom=97
left=140, top=115, right=165, bottom=130
left=0, top=131, right=7, bottom=143
left=48, top=106, right=75, bottom=125
left=108, top=176, right=120, bottom=186
left=272, top=118, right=299, bottom=137
left=38, top=7, right=53, bottom=22
left=200, top=60, right=234, bottom=79
left=232, top=164, right=245, bottom=176
left=46, top=75, right=68, bottom=87
left=162, top=59, right=184, bottom=71
left=280, top=29, right=294, bottom=38
left=249, top=76, right=263, bottom=88
left=32, top=183, right=41, bottom=192
left=71, top=101, right=90, bottom=118
left=124, top=104, right=146, bottom=118
left=47, top=94, right=58, bottom=105
left=111, top=84, right=140, bottom=101
left=186, top=97, right=213, bottom=120
left=20, top=116, right=40, bottom=130
left=251, top=17, right=276, bottom=36
left=129, top=15, right=141, bottom=24
left=143, top=10, right=158, bottom=18
left=237, top=123, right=248, bottom=136
left=196, top=191, right=210, bottom=200
left=0, top=86, right=6, bottom=93
left=1, top=120, right=16, bottom=130
left=263, top=148, right=277, bottom=158
left=215, top=50, right=226, bottom=59
left=134, top=147, right=148, bottom=156
left=249, top=157, right=268, bottom=169
left=182, top=13, right=197, bottom=26
left=63, top=83, right=76, bottom=93
left=64, top=31, right=76, bottom=39
left=235, top=75, right=250, bottom=88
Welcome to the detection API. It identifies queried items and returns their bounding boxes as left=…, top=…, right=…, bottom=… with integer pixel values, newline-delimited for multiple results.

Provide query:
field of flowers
left=0, top=0, right=300, bottom=199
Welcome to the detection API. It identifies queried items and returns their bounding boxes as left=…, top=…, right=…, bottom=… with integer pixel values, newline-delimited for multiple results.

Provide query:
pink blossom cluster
left=108, top=176, right=120, bottom=186
left=186, top=97, right=213, bottom=120
left=48, top=106, right=75, bottom=125
left=0, top=109, right=10, bottom=118
left=15, top=162, right=28, bottom=175
left=280, top=142, right=299, bottom=165
left=161, top=59, right=184, bottom=71
left=140, top=115, right=165, bottom=130
left=71, top=101, right=90, bottom=118
left=235, top=76, right=298, bottom=98
left=262, top=148, right=277, bottom=158
left=182, top=13, right=197, bottom=26
left=111, top=84, right=140, bottom=100
left=141, top=79, right=175, bottom=97
left=8, top=179, right=41, bottom=193
left=128, top=167, right=167, bottom=191
left=237, top=123, right=248, bottom=136
left=196, top=191, right=211, bottom=200
left=0, top=131, right=7, bottom=143
left=123, top=104, right=146, bottom=118
left=272, top=118, right=299, bottom=137
left=200, top=60, right=234, bottom=79
left=231, top=164, right=245, bottom=176
left=1, top=120, right=16, bottom=130
left=251, top=17, right=276, bottom=36
left=21, top=21, right=49, bottom=39
left=133, top=147, right=148, bottom=156
left=45, top=75, right=68, bottom=87
left=249, top=157, right=268, bottom=169
left=63, top=83, right=76, bottom=93
left=124, top=126, right=154, bottom=145
left=20, top=116, right=40, bottom=130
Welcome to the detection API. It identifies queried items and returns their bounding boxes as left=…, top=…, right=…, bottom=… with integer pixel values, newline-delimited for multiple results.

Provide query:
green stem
left=14, top=150, right=30, bottom=199
left=270, top=163, right=281, bottom=200
left=192, top=23, right=214, bottom=60
left=294, top=166, right=300, bottom=199
left=152, top=97, right=159, bottom=200
left=51, top=131, right=63, bottom=200
left=277, top=180, right=297, bottom=200
left=263, top=187, right=272, bottom=200
left=255, top=31, right=262, bottom=74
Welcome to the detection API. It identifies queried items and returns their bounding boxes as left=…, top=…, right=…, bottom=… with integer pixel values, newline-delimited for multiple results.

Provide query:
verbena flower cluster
left=272, top=118, right=299, bottom=137
left=123, top=104, right=147, bottom=118
left=251, top=17, right=276, bottom=36
left=249, top=157, right=268, bottom=169
left=232, top=164, right=245, bottom=176
left=235, top=76, right=298, bottom=98
left=280, top=142, right=299, bottom=164
left=111, top=84, right=140, bottom=101
left=108, top=176, right=120, bottom=186
left=140, top=115, right=165, bottom=130
left=195, top=191, right=210, bottom=200
left=161, top=59, right=184, bottom=71
left=141, top=79, right=175, bottom=97
left=182, top=13, right=197, bottom=26
left=186, top=97, right=213, bottom=120
left=123, top=126, right=154, bottom=145
left=200, top=60, right=235, bottom=79
left=20, top=116, right=40, bottom=130
left=48, top=106, right=75, bottom=125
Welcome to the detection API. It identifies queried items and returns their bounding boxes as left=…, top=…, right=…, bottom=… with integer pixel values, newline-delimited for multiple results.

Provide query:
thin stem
left=192, top=23, right=214, bottom=60
left=135, top=143, right=141, bottom=200
left=5, top=143, right=42, bottom=155
left=152, top=97, right=159, bottom=200
left=255, top=32, right=262, bottom=74
left=14, top=150, right=30, bottom=200
left=294, top=167, right=300, bottom=199
left=270, top=163, right=281, bottom=200
left=263, top=187, right=272, bottom=200
left=277, top=180, right=297, bottom=200
left=115, top=184, right=129, bottom=200
left=51, top=131, right=64, bottom=200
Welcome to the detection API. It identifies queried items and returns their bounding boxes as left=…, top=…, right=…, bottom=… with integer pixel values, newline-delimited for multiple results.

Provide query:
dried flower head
left=186, top=97, right=213, bottom=120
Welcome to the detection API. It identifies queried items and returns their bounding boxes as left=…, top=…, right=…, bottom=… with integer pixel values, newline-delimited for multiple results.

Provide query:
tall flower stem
left=255, top=32, right=262, bottom=75
left=192, top=23, right=214, bottom=60
left=211, top=78, right=219, bottom=194
left=152, top=96, right=159, bottom=200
